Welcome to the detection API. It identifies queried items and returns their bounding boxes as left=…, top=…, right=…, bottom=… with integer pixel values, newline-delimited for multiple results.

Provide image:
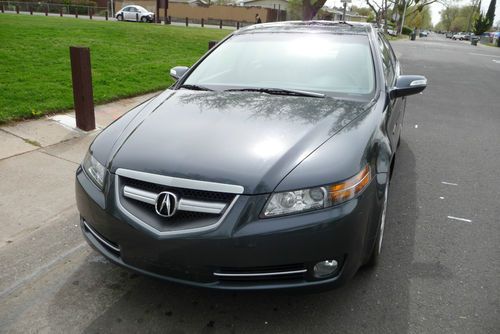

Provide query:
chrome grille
left=114, top=169, right=241, bottom=236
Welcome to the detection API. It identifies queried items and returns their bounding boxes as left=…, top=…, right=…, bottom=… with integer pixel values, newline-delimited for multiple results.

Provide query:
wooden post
left=105, top=10, right=108, bottom=20
left=45, top=6, right=48, bottom=16
left=185, top=17, right=188, bottom=27
left=136, top=12, right=139, bottom=21
left=208, top=40, right=217, bottom=50
left=219, top=19, right=222, bottom=29
left=16, top=5, right=19, bottom=14
left=69, top=47, right=95, bottom=131
left=60, top=7, right=63, bottom=17
left=30, top=6, right=33, bottom=15
left=89, top=8, right=93, bottom=19
left=201, top=18, right=204, bottom=27
left=236, top=21, right=239, bottom=30
left=1, top=4, right=4, bottom=13
left=164, top=0, right=168, bottom=24
left=156, top=0, right=160, bottom=23
left=75, top=10, right=78, bottom=18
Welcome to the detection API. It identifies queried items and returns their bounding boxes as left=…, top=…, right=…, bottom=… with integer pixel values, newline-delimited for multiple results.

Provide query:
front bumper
left=76, top=167, right=384, bottom=291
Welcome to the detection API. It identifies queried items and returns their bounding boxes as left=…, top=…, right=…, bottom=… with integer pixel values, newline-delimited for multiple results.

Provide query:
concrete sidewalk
left=0, top=92, right=158, bottom=247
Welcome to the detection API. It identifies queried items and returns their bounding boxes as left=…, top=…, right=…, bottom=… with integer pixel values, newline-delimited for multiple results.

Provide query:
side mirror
left=170, top=66, right=189, bottom=80
left=390, top=75, right=427, bottom=99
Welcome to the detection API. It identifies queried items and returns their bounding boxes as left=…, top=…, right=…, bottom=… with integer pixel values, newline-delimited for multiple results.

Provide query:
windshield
left=183, top=33, right=375, bottom=99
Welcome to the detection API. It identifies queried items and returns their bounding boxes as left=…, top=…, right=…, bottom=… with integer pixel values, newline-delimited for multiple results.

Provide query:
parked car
left=419, top=30, right=429, bottom=37
left=463, top=32, right=477, bottom=41
left=452, top=32, right=467, bottom=40
left=115, top=5, right=154, bottom=22
left=76, top=21, right=427, bottom=291
left=445, top=31, right=454, bottom=38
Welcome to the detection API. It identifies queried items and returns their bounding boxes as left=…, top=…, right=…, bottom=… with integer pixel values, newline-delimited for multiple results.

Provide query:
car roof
left=236, top=21, right=372, bottom=35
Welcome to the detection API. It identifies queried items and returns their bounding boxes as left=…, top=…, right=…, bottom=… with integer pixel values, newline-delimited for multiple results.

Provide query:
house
left=321, top=7, right=367, bottom=22
left=236, top=0, right=288, bottom=11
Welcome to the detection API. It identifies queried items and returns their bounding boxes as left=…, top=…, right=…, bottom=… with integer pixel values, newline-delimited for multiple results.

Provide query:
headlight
left=82, top=151, right=106, bottom=190
left=261, top=165, right=371, bottom=218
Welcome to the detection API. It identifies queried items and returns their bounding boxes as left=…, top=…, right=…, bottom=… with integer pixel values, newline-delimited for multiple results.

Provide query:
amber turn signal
left=329, top=165, right=371, bottom=204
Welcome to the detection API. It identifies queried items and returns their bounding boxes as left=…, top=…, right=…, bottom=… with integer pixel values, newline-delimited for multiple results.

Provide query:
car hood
left=109, top=90, right=371, bottom=194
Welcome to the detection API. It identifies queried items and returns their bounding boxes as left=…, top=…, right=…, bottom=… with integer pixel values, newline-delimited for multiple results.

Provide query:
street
left=0, top=34, right=499, bottom=333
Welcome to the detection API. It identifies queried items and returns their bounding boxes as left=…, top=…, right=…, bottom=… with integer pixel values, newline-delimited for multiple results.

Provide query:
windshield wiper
left=179, top=84, right=213, bottom=91
left=225, top=87, right=325, bottom=98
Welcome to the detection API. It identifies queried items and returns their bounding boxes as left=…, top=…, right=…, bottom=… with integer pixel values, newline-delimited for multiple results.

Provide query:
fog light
left=313, top=260, right=338, bottom=278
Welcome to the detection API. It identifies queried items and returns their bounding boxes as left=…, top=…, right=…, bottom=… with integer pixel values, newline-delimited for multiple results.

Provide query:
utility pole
left=341, top=0, right=351, bottom=21
left=400, top=0, right=408, bottom=34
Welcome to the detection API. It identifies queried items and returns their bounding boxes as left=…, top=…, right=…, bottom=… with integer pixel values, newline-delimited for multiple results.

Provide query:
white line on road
left=469, top=53, right=500, bottom=58
left=441, top=181, right=458, bottom=186
left=0, top=242, right=86, bottom=299
left=447, top=216, right=472, bottom=223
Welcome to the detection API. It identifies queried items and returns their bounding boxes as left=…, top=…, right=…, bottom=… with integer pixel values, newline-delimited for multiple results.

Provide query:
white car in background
left=452, top=32, right=467, bottom=40
left=116, top=5, right=154, bottom=23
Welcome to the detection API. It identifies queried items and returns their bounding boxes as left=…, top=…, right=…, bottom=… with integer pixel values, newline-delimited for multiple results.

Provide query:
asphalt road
left=0, top=34, right=499, bottom=333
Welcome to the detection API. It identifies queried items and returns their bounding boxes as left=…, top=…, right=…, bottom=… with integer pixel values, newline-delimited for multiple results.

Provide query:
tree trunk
left=302, top=0, right=327, bottom=20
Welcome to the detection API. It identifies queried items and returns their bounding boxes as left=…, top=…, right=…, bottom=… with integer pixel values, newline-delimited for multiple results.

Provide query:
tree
left=475, top=13, right=491, bottom=34
left=485, top=0, right=497, bottom=28
left=302, top=0, right=328, bottom=20
left=439, top=6, right=460, bottom=31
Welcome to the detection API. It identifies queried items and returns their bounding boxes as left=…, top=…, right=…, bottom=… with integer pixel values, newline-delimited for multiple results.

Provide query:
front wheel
left=365, top=182, right=389, bottom=267
left=141, top=16, right=148, bottom=23
left=117, top=14, right=123, bottom=21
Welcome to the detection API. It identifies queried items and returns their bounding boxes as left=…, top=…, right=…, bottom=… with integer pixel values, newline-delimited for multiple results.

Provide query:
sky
left=324, top=0, right=500, bottom=27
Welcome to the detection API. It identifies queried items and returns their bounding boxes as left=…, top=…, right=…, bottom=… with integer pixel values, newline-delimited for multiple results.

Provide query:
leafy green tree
left=474, top=13, right=491, bottom=34
left=485, top=0, right=496, bottom=27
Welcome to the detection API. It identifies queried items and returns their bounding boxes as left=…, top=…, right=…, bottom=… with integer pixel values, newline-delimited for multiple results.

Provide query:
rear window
left=184, top=33, right=375, bottom=99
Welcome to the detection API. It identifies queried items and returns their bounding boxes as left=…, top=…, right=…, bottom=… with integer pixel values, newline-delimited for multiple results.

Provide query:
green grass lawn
left=0, top=14, right=230, bottom=123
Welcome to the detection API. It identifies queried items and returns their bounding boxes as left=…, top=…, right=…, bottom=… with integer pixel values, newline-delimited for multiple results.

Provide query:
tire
left=141, top=16, right=147, bottom=23
left=117, top=14, right=123, bottom=21
left=365, top=182, right=389, bottom=267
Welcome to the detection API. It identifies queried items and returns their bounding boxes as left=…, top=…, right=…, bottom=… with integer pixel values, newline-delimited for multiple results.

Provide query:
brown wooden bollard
left=1, top=4, right=4, bottom=13
left=16, top=5, right=19, bottom=14
left=30, top=6, right=33, bottom=15
left=185, top=17, right=188, bottom=27
left=89, top=8, right=93, bottom=19
left=236, top=21, right=239, bottom=30
left=45, top=6, right=48, bottom=16
left=168, top=15, right=171, bottom=24
left=75, top=10, right=78, bottom=18
left=201, top=18, right=204, bottom=27
left=60, top=7, right=63, bottom=17
left=105, top=10, right=108, bottom=20
left=69, top=47, right=95, bottom=131
left=136, top=12, right=138, bottom=21
left=208, top=40, right=217, bottom=50
left=219, top=20, right=222, bottom=29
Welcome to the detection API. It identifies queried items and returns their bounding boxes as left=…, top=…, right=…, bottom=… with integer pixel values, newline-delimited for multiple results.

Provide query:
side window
left=377, top=34, right=395, bottom=85
left=122, top=7, right=129, bottom=12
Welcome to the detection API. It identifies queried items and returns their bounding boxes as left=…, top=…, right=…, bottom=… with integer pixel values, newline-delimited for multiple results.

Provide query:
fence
left=0, top=1, right=108, bottom=17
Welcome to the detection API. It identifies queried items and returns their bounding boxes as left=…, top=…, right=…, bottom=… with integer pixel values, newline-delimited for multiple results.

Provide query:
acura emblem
left=155, top=191, right=178, bottom=217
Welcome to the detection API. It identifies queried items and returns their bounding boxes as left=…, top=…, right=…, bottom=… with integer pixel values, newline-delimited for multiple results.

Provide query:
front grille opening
left=118, top=176, right=237, bottom=233
left=83, top=220, right=121, bottom=257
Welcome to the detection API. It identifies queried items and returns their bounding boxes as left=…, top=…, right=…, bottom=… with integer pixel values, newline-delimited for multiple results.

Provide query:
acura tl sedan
left=76, top=21, right=427, bottom=290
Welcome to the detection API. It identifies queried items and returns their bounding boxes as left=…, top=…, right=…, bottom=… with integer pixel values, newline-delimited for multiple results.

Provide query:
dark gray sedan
left=76, top=21, right=426, bottom=290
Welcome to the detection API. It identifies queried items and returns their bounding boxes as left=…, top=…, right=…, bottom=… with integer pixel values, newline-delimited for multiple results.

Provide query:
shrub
left=402, top=26, right=413, bottom=35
